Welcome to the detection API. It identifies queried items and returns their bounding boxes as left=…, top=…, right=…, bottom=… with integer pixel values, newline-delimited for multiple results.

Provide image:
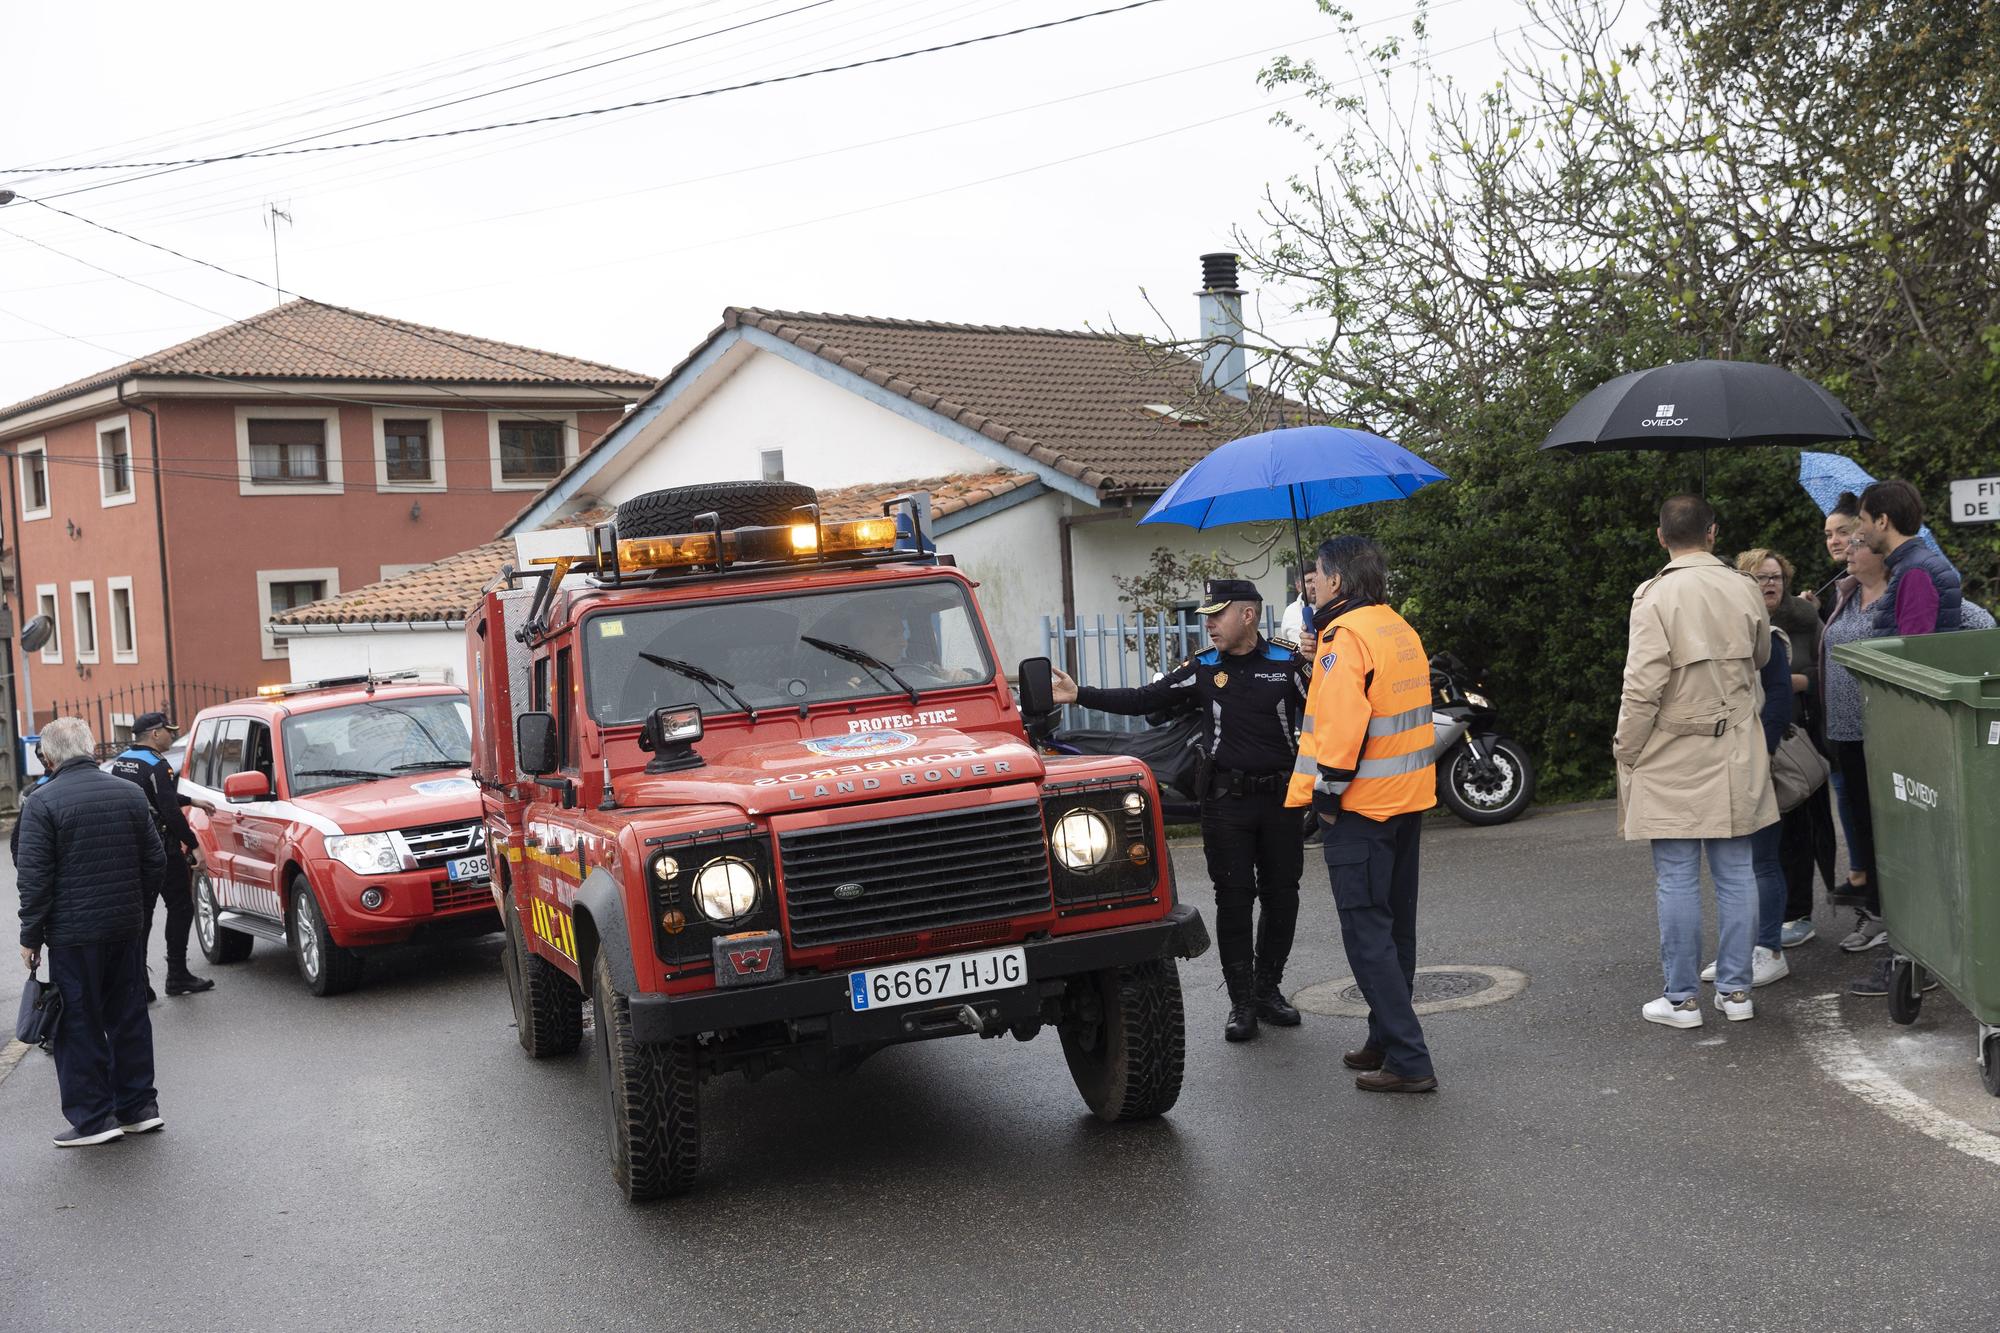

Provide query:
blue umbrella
left=1798, top=450, right=1943, bottom=555
left=1141, top=425, right=1449, bottom=575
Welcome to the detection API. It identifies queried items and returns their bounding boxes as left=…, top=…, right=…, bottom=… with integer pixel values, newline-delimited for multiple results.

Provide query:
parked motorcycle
left=1428, top=652, right=1535, bottom=825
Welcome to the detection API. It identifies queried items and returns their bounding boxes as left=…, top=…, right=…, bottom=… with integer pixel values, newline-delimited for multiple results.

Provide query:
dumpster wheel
left=1886, top=957, right=1922, bottom=1026
left=1983, top=1032, right=2000, bottom=1098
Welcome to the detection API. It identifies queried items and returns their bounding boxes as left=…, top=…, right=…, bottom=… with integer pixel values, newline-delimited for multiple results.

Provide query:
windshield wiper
left=392, top=760, right=469, bottom=772
left=637, top=652, right=759, bottom=722
left=800, top=636, right=920, bottom=708
left=294, top=768, right=392, bottom=782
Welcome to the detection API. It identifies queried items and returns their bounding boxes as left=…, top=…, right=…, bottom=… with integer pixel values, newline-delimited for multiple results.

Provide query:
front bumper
left=627, top=904, right=1210, bottom=1045
left=315, top=860, right=499, bottom=946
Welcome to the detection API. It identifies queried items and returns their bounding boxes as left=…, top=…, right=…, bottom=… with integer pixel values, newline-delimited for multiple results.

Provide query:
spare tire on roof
left=613, top=481, right=820, bottom=540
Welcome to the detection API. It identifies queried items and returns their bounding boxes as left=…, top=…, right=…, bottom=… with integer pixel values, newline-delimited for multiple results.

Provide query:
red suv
left=180, top=675, right=495, bottom=995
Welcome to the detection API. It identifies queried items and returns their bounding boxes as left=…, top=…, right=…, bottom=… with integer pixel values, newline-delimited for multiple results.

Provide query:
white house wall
left=286, top=630, right=466, bottom=687
left=600, top=349, right=992, bottom=500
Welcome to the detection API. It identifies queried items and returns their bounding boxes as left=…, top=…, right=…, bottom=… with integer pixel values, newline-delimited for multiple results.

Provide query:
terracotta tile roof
left=0, top=299, right=654, bottom=423
left=272, top=476, right=1035, bottom=628
left=724, top=307, right=1313, bottom=494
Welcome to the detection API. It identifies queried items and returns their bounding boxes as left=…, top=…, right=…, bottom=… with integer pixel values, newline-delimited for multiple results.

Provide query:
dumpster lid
left=1830, top=627, right=2000, bottom=706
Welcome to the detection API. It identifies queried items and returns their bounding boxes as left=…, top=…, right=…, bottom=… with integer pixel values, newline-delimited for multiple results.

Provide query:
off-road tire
left=503, top=893, right=583, bottom=1057
left=592, top=952, right=700, bottom=1201
left=614, top=481, right=819, bottom=540
left=289, top=876, right=363, bottom=997
left=1060, top=958, right=1186, bottom=1122
left=194, top=868, right=253, bottom=964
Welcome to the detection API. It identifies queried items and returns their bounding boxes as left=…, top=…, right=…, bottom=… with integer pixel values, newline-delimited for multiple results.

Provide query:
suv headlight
left=1050, top=808, right=1113, bottom=872
left=692, top=856, right=760, bottom=923
left=325, top=832, right=400, bottom=875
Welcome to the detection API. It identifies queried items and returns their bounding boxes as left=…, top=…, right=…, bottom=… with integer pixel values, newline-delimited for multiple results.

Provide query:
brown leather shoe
left=1355, top=1068, right=1438, bottom=1094
left=1341, top=1046, right=1385, bottom=1071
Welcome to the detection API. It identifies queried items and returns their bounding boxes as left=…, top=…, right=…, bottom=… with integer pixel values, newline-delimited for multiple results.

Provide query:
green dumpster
left=1832, top=627, right=2000, bottom=1095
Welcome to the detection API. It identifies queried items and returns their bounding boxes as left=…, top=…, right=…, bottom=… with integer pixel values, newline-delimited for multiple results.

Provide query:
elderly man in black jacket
left=16, top=716, right=168, bottom=1147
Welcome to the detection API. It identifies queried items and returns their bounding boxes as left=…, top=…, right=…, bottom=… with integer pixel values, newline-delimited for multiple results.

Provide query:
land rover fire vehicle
left=179, top=677, right=495, bottom=996
left=471, top=481, right=1210, bottom=1201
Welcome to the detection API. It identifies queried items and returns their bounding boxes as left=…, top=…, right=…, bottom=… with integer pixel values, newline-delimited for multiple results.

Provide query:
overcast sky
left=0, top=0, right=1654, bottom=406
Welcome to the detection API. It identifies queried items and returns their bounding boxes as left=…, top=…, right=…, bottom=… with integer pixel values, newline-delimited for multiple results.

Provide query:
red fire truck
left=468, top=481, right=1210, bottom=1200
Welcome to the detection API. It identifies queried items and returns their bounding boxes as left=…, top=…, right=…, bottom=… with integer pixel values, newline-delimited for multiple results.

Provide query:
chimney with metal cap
left=1196, top=252, right=1248, bottom=401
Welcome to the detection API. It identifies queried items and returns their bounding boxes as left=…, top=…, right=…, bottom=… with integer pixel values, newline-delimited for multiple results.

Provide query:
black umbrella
left=1540, top=359, right=1873, bottom=455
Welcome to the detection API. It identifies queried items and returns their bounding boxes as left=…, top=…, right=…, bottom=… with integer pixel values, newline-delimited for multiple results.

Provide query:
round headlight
left=692, top=856, right=759, bottom=923
left=1051, top=808, right=1113, bottom=872
left=1122, top=791, right=1146, bottom=814
left=652, top=854, right=679, bottom=882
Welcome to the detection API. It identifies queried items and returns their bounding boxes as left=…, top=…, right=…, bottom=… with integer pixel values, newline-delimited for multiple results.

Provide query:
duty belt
left=1212, top=769, right=1288, bottom=796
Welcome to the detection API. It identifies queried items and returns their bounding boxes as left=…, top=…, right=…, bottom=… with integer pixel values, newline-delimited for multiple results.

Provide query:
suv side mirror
left=1016, top=656, right=1056, bottom=718
left=516, top=712, right=559, bottom=776
left=223, top=771, right=270, bottom=803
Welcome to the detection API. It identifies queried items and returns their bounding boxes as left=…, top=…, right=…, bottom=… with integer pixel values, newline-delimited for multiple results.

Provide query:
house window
left=761, top=449, right=785, bottom=482
left=108, top=577, right=138, bottom=663
left=256, top=566, right=340, bottom=660
left=35, top=586, right=62, bottom=663
left=20, top=442, right=50, bottom=517
left=248, top=418, right=329, bottom=484
left=71, top=582, right=99, bottom=664
left=498, top=421, right=566, bottom=483
left=98, top=424, right=134, bottom=501
left=383, top=419, right=432, bottom=483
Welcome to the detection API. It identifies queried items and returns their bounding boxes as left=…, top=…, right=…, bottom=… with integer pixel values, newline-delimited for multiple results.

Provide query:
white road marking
left=1796, top=992, right=2000, bottom=1168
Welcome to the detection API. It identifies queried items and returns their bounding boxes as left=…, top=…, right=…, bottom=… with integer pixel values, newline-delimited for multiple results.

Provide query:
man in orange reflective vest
left=1286, top=536, right=1439, bottom=1092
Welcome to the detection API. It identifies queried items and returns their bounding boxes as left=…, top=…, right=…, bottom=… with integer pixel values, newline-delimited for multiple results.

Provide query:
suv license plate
left=446, top=855, right=490, bottom=883
left=849, top=946, right=1026, bottom=1012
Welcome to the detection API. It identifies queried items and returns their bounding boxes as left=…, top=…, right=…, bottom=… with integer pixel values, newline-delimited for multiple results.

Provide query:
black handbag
left=15, top=967, right=63, bottom=1050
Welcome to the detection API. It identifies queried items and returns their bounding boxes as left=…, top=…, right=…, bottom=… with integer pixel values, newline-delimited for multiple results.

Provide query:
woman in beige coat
left=1614, top=496, right=1779, bottom=1029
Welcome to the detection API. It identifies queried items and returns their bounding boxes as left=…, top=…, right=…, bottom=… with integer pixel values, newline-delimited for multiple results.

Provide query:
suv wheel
left=1059, top=959, right=1187, bottom=1122
left=289, top=876, right=363, bottom=997
left=592, top=952, right=699, bottom=1201
left=194, top=868, right=253, bottom=964
left=503, top=893, right=583, bottom=1057
left=613, top=480, right=819, bottom=539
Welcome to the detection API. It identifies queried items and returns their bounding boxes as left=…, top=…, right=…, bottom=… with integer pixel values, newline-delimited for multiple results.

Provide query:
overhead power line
left=7, top=0, right=1172, bottom=191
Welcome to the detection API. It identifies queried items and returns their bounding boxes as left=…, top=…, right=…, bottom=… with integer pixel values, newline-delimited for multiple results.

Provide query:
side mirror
left=516, top=712, right=559, bottom=776
left=1016, top=656, right=1055, bottom=717
left=223, top=771, right=270, bottom=803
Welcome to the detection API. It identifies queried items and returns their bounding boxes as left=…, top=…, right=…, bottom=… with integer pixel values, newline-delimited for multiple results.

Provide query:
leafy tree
left=1175, top=0, right=1998, bottom=799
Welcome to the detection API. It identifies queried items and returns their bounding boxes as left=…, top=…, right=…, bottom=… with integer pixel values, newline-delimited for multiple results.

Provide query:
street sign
left=1949, top=475, right=2000, bottom=524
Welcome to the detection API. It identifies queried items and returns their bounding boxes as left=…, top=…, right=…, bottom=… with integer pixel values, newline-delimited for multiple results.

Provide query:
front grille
left=431, top=881, right=492, bottom=913
left=399, top=821, right=484, bottom=869
left=778, top=801, right=1052, bottom=949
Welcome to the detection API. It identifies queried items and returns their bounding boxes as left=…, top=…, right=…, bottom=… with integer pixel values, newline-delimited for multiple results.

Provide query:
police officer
left=1287, top=537, right=1438, bottom=1093
left=110, top=712, right=213, bottom=998
left=1052, top=578, right=1309, bottom=1042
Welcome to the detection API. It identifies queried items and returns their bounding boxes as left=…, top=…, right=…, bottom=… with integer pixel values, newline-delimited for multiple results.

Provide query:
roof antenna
left=598, top=755, right=619, bottom=810
left=265, top=201, right=293, bottom=299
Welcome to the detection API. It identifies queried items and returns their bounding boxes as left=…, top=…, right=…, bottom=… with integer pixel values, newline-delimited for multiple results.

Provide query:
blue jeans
left=1651, top=836, right=1757, bottom=1001
left=1751, top=819, right=1786, bottom=952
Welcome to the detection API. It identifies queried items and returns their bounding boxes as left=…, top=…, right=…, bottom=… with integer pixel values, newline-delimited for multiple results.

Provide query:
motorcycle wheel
left=1438, top=737, right=1536, bottom=826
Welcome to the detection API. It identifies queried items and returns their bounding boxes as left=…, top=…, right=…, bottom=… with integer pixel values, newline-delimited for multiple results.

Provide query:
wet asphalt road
left=4, top=802, right=1998, bottom=1332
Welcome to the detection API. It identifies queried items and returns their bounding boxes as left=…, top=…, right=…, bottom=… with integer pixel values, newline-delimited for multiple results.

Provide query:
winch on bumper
left=625, top=905, right=1210, bottom=1045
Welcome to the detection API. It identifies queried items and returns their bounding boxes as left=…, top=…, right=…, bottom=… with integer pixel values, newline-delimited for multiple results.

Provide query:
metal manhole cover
left=1292, top=964, right=1529, bottom=1018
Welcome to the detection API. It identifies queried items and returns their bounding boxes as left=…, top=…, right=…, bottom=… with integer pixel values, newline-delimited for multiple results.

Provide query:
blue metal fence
left=1041, top=607, right=1281, bottom=733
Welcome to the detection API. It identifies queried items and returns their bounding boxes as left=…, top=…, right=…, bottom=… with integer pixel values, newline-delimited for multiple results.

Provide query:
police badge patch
left=1212, top=671, right=1228, bottom=689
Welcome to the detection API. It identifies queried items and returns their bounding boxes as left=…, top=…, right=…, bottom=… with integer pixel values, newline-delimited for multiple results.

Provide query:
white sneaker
left=1643, top=995, right=1705, bottom=1028
left=1699, top=949, right=1789, bottom=987
left=1715, top=989, right=1755, bottom=1021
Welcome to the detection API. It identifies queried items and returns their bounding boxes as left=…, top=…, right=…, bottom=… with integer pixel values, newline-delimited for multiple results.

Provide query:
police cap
left=1194, top=578, right=1262, bottom=615
left=133, top=711, right=178, bottom=735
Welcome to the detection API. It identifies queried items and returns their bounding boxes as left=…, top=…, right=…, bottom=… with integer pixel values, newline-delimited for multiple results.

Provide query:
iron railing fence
left=37, top=680, right=255, bottom=755
left=1040, top=608, right=1282, bottom=734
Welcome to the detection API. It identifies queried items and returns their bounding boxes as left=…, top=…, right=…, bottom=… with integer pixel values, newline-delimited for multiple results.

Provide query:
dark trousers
left=1200, top=788, right=1303, bottom=979
left=1833, top=740, right=1878, bottom=912
left=143, top=851, right=194, bottom=970
left=1779, top=782, right=1837, bottom=921
left=47, top=938, right=157, bottom=1132
left=1322, top=808, right=1432, bottom=1078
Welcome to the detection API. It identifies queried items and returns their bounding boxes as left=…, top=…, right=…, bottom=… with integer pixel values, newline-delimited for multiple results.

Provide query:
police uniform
left=1287, top=589, right=1438, bottom=1091
left=1071, top=578, right=1310, bottom=1040
left=109, top=711, right=211, bottom=996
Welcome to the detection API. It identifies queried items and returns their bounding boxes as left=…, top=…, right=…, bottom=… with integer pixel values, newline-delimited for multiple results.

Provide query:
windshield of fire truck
left=282, top=696, right=473, bottom=795
left=582, top=579, right=994, bottom=725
